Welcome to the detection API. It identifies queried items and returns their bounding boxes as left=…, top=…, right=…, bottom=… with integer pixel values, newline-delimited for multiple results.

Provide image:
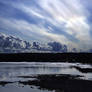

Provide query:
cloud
left=0, top=0, right=92, bottom=51
left=0, top=17, right=71, bottom=45
left=38, top=0, right=91, bottom=37
left=16, top=4, right=45, bottom=19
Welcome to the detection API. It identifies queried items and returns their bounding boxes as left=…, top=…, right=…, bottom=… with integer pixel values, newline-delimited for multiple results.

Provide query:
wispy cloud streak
left=0, top=0, right=92, bottom=51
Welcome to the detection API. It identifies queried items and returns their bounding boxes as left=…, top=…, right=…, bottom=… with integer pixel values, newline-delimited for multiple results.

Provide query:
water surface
left=0, top=62, right=92, bottom=92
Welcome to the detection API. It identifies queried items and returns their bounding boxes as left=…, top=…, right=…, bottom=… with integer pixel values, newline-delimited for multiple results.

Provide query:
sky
left=0, top=0, right=92, bottom=51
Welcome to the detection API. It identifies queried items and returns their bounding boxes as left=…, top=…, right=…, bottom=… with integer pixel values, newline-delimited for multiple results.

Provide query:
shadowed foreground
left=0, top=53, right=92, bottom=63
left=19, top=74, right=92, bottom=92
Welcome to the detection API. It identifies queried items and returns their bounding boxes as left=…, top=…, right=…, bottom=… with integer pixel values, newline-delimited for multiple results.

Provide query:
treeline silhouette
left=0, top=53, right=92, bottom=63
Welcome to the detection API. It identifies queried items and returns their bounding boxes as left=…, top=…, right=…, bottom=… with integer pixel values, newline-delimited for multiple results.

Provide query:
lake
left=0, top=62, right=92, bottom=92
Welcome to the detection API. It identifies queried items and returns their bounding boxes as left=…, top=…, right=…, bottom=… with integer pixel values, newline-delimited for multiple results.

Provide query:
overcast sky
left=0, top=0, right=92, bottom=51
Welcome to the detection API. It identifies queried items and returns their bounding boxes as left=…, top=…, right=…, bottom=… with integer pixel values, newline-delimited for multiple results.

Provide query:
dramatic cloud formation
left=0, top=0, right=92, bottom=51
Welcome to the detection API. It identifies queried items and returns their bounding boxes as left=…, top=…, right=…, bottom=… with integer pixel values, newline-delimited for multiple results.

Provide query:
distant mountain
left=0, top=32, right=76, bottom=53
left=48, top=42, right=67, bottom=52
left=0, top=33, right=52, bottom=53
left=0, top=33, right=31, bottom=53
left=89, top=49, right=92, bottom=53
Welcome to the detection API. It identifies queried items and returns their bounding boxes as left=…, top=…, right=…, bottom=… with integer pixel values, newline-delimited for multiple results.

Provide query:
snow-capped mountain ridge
left=0, top=32, right=83, bottom=53
left=0, top=33, right=31, bottom=52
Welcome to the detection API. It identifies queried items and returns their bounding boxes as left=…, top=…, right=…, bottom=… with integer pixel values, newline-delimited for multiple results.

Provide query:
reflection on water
left=0, top=62, right=92, bottom=92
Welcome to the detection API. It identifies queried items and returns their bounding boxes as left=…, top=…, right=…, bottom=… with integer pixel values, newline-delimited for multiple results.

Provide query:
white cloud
left=18, top=4, right=45, bottom=19
left=37, top=0, right=92, bottom=50
left=1, top=0, right=92, bottom=51
left=14, top=0, right=91, bottom=42
left=0, top=17, right=71, bottom=45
